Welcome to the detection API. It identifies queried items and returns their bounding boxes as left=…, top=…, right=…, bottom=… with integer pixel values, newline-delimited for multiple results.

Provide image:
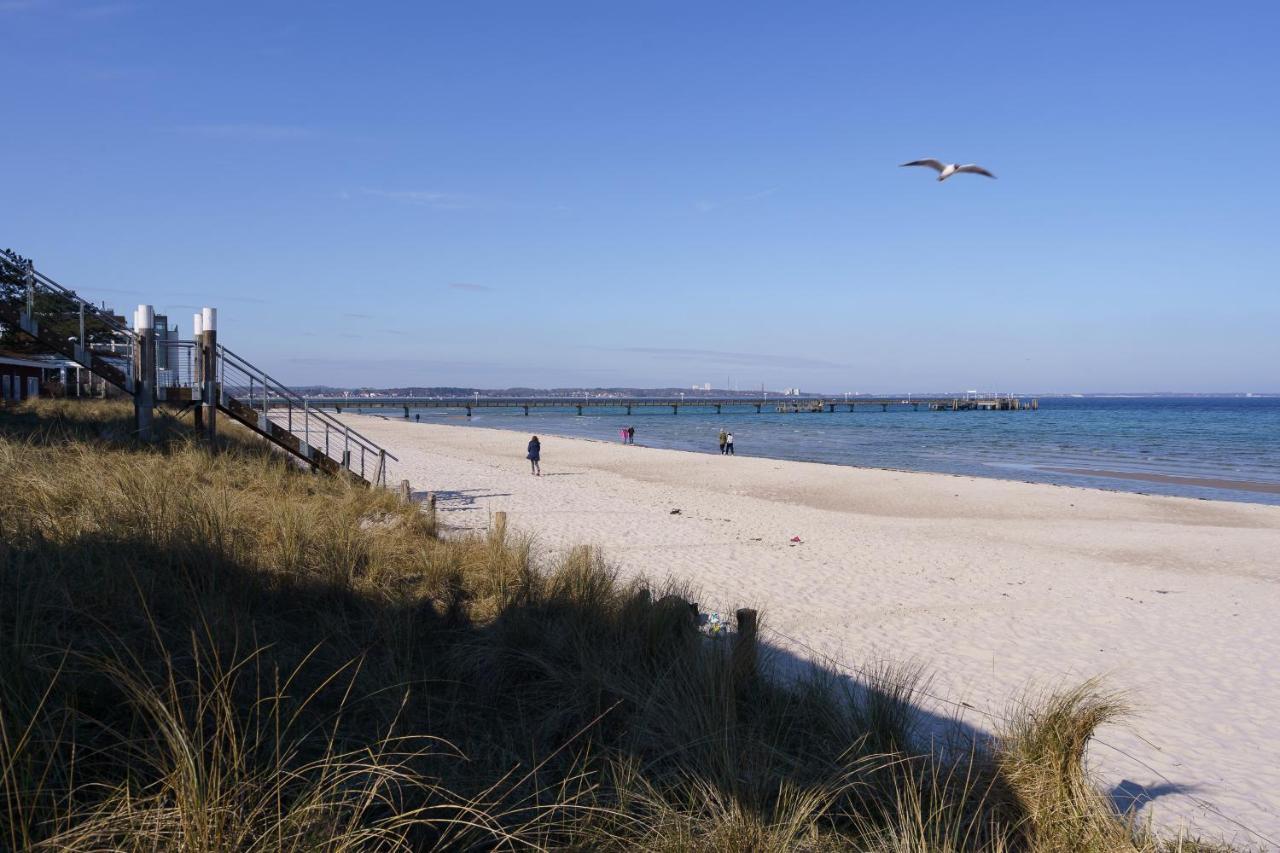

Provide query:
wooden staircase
left=0, top=250, right=396, bottom=486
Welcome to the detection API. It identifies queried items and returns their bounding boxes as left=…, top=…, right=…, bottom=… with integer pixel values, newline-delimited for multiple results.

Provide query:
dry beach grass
left=0, top=400, right=1244, bottom=850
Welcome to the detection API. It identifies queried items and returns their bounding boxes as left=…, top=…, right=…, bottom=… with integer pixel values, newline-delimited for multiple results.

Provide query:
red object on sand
left=790, top=536, right=802, bottom=543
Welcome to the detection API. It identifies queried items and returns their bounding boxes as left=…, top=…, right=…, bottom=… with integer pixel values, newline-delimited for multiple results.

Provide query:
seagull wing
left=900, top=159, right=946, bottom=173
left=955, top=164, right=997, bottom=179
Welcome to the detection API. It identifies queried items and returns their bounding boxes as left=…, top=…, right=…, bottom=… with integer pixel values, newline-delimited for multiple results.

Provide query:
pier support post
left=755, top=404, right=761, bottom=413
left=192, top=312, right=204, bottom=433
left=576, top=405, right=583, bottom=416
left=715, top=404, right=721, bottom=414
left=828, top=404, right=835, bottom=413
left=523, top=405, right=529, bottom=416
left=133, top=305, right=155, bottom=442
left=881, top=404, right=888, bottom=412
left=626, top=405, right=632, bottom=415
left=465, top=406, right=472, bottom=417
left=201, top=307, right=218, bottom=443
left=672, top=405, right=678, bottom=415
left=848, top=404, right=854, bottom=412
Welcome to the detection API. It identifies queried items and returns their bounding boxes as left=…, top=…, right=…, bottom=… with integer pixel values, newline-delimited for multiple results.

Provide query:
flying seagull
left=900, top=159, right=997, bottom=181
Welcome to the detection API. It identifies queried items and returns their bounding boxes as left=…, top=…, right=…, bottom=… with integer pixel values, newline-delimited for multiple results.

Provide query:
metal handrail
left=2, top=249, right=134, bottom=338
left=215, top=343, right=396, bottom=462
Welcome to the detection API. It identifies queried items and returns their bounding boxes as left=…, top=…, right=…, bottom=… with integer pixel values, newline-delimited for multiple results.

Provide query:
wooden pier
left=284, top=395, right=1039, bottom=417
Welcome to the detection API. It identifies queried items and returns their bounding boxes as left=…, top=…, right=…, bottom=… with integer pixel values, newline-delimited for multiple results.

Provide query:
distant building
left=0, top=351, right=69, bottom=401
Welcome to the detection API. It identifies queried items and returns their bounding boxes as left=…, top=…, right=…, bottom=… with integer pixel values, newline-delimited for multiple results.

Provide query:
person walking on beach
left=620, top=427, right=627, bottom=443
left=527, top=435, right=541, bottom=476
left=718, top=429, right=728, bottom=454
left=725, top=432, right=735, bottom=455
left=627, top=425, right=635, bottom=445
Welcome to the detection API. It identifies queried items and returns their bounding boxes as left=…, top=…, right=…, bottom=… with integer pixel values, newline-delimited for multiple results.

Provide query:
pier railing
left=291, top=393, right=1038, bottom=417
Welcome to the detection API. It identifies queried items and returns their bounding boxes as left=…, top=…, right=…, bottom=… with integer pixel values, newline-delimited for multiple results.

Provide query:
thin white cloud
left=358, top=188, right=481, bottom=210
left=0, top=0, right=50, bottom=12
left=602, top=346, right=845, bottom=370
left=73, top=2, right=137, bottom=18
left=171, top=123, right=315, bottom=142
left=2, top=0, right=134, bottom=15
left=693, top=187, right=778, bottom=214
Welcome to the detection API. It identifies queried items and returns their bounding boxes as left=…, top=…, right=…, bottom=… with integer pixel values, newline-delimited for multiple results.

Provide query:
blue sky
left=3, top=1, right=1278, bottom=392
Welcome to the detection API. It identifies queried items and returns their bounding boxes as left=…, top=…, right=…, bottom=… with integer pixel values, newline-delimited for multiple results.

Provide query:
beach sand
left=344, top=415, right=1280, bottom=846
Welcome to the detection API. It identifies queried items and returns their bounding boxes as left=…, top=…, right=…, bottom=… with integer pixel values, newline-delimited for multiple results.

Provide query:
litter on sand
left=790, top=536, right=802, bottom=543
left=698, top=611, right=729, bottom=639
left=670, top=508, right=682, bottom=515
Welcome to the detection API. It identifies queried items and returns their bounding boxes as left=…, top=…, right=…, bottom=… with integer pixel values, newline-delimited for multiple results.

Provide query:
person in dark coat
left=626, top=425, right=635, bottom=445
left=527, top=435, right=541, bottom=476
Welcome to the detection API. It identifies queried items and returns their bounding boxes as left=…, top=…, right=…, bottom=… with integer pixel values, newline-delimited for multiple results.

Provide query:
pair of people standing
left=619, top=425, right=635, bottom=444
left=717, top=430, right=735, bottom=455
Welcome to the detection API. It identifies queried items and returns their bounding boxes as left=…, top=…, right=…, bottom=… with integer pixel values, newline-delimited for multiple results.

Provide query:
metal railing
left=214, top=343, right=396, bottom=485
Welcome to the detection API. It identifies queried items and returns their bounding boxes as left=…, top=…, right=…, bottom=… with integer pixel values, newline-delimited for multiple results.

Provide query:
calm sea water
left=358, top=397, right=1280, bottom=506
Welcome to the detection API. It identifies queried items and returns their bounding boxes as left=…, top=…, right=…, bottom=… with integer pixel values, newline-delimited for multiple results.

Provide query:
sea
left=356, top=397, right=1280, bottom=506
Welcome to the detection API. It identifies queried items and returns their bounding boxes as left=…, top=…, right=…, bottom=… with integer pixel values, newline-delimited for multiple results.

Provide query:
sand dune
left=344, top=416, right=1280, bottom=847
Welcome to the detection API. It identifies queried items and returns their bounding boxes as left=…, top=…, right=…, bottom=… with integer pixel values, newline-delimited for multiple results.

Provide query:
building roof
left=0, top=350, right=77, bottom=369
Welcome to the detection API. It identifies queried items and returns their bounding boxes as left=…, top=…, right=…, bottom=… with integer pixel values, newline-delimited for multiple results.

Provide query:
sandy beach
left=345, top=415, right=1280, bottom=846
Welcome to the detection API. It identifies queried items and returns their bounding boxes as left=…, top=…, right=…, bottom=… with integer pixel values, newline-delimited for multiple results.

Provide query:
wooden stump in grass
left=492, top=510, right=508, bottom=543
left=399, top=479, right=411, bottom=503
left=733, top=608, right=759, bottom=687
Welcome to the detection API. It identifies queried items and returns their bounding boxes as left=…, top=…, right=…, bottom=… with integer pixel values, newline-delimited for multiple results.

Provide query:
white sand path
left=345, top=416, right=1280, bottom=847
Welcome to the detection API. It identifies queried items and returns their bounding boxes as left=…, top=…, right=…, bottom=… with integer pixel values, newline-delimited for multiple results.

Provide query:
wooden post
left=492, top=510, right=508, bottom=542
left=399, top=479, right=411, bottom=503
left=133, top=305, right=155, bottom=442
left=201, top=307, right=217, bottom=443
left=733, top=608, right=758, bottom=685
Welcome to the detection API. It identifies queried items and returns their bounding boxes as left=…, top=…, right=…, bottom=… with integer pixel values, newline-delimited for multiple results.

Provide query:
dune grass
left=0, top=399, right=1241, bottom=850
